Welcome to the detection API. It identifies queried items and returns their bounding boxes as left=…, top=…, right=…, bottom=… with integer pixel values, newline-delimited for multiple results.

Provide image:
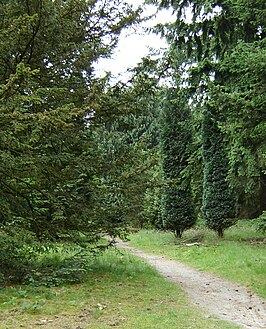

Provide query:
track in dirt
left=115, top=239, right=266, bottom=329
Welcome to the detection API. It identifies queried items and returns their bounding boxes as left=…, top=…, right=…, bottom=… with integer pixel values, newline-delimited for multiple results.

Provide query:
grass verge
left=0, top=249, right=239, bottom=329
left=129, top=220, right=266, bottom=298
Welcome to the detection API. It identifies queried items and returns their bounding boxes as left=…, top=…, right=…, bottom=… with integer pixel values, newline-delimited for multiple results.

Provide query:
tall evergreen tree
left=202, top=106, right=236, bottom=238
left=151, top=0, right=265, bottom=225
left=215, top=40, right=266, bottom=218
left=161, top=89, right=196, bottom=238
left=0, top=0, right=141, bottom=241
left=91, top=62, right=164, bottom=232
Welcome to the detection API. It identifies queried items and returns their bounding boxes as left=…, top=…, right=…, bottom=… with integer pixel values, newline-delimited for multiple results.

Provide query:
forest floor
left=114, top=238, right=266, bottom=329
left=1, top=227, right=265, bottom=329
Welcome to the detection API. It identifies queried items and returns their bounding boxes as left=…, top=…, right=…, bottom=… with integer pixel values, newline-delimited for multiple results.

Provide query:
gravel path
left=114, top=239, right=266, bottom=329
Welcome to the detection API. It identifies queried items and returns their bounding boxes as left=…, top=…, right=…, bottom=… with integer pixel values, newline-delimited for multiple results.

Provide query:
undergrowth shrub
left=24, top=244, right=95, bottom=287
left=257, top=211, right=266, bottom=234
left=0, top=229, right=98, bottom=287
left=0, top=229, right=36, bottom=285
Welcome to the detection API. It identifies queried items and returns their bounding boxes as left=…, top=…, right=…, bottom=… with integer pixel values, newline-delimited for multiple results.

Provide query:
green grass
left=129, top=220, right=266, bottom=298
left=0, top=249, right=239, bottom=329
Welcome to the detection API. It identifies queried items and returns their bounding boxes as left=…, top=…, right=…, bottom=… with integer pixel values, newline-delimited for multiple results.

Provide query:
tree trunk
left=260, top=171, right=266, bottom=214
left=175, top=229, right=182, bottom=239
left=217, top=228, right=224, bottom=239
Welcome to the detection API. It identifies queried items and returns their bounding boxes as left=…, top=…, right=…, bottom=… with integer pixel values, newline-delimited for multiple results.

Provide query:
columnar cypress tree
left=153, top=0, right=265, bottom=220
left=161, top=89, right=196, bottom=238
left=202, top=106, right=236, bottom=238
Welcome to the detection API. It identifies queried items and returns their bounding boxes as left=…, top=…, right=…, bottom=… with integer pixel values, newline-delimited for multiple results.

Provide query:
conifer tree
left=161, top=89, right=196, bottom=238
left=202, top=106, right=236, bottom=238
left=0, top=0, right=141, bottom=241
left=152, top=0, right=265, bottom=222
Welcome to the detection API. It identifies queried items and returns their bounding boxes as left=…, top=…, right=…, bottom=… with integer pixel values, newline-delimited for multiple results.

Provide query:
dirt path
left=114, top=239, right=266, bottom=329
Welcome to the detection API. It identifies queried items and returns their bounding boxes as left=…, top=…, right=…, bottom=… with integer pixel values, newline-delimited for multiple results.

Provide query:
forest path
left=114, top=238, right=266, bottom=329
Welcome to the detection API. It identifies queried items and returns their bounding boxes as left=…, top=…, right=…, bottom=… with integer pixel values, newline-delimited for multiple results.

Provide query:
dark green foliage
left=153, top=0, right=266, bottom=224
left=161, top=89, right=196, bottom=238
left=0, top=0, right=146, bottom=284
left=202, top=107, right=236, bottom=237
left=24, top=247, right=94, bottom=287
left=162, top=187, right=196, bottom=238
left=0, top=236, right=96, bottom=287
left=90, top=77, right=162, bottom=232
left=143, top=187, right=163, bottom=229
left=256, top=211, right=266, bottom=234
left=152, top=0, right=265, bottom=61
left=189, top=112, right=204, bottom=219
left=0, top=0, right=141, bottom=242
left=215, top=40, right=266, bottom=217
left=0, top=229, right=37, bottom=284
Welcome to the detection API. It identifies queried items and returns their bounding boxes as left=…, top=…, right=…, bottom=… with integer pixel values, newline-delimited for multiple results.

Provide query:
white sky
left=94, top=0, right=175, bottom=80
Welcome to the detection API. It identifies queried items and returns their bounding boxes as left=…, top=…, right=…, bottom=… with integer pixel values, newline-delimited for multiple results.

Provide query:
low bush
left=0, top=229, right=36, bottom=285
left=0, top=229, right=96, bottom=287
left=256, top=211, right=266, bottom=234
left=24, top=246, right=94, bottom=287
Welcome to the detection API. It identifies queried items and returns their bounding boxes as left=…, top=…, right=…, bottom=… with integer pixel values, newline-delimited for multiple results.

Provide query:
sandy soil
left=114, top=239, right=266, bottom=329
